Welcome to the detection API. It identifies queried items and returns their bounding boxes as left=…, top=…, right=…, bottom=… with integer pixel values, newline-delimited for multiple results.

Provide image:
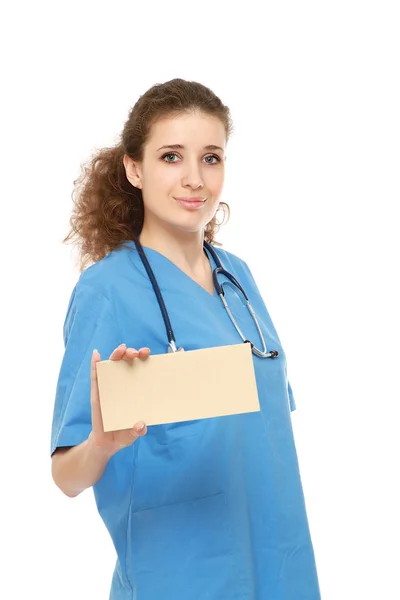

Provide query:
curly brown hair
left=63, top=78, right=234, bottom=271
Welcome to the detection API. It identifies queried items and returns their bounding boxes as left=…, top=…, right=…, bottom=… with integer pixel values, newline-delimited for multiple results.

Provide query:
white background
left=1, top=1, right=399, bottom=598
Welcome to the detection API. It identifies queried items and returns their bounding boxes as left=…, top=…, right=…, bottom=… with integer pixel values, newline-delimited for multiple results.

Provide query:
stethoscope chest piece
left=168, top=342, right=185, bottom=353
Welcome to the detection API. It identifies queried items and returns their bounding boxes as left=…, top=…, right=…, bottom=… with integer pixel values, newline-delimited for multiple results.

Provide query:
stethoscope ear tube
left=134, top=238, right=279, bottom=359
left=212, top=267, right=250, bottom=301
left=134, top=238, right=177, bottom=348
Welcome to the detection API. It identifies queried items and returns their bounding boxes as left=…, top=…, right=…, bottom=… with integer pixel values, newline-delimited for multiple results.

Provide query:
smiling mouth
left=174, top=197, right=207, bottom=210
left=173, top=197, right=207, bottom=202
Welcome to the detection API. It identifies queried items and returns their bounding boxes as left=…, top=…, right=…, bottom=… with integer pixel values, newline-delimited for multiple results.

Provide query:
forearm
left=51, top=434, right=117, bottom=498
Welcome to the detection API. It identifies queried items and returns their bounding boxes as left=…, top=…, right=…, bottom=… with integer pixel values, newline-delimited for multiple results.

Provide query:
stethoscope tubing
left=133, top=238, right=278, bottom=359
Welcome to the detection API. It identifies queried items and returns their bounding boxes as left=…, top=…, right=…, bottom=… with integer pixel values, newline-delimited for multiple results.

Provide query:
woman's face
left=124, top=110, right=226, bottom=237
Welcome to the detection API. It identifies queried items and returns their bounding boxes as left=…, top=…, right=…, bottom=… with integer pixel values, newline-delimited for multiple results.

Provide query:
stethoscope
left=134, top=238, right=279, bottom=359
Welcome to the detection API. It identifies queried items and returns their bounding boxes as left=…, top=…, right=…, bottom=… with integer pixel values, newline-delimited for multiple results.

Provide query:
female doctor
left=51, top=78, right=321, bottom=599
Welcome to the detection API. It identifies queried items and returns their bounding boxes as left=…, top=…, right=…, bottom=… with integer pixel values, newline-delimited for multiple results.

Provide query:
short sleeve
left=50, top=282, right=120, bottom=456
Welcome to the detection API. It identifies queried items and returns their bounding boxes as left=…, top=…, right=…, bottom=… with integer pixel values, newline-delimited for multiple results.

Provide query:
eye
left=204, top=154, right=221, bottom=164
left=161, top=152, right=180, bottom=163
left=161, top=152, right=222, bottom=164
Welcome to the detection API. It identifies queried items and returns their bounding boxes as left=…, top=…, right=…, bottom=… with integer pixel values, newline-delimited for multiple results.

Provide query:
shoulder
left=75, top=241, right=136, bottom=299
left=63, top=242, right=136, bottom=325
left=209, top=244, right=265, bottom=299
left=209, top=245, right=252, bottom=278
left=210, top=244, right=245, bottom=265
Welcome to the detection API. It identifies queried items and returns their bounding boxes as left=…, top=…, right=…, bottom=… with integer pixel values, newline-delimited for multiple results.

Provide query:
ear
left=123, top=154, right=142, bottom=189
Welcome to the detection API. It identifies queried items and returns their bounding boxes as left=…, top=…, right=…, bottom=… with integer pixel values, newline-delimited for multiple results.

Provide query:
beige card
left=96, top=342, right=260, bottom=432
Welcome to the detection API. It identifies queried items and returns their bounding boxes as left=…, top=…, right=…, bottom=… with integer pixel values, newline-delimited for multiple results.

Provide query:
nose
left=181, top=158, right=204, bottom=190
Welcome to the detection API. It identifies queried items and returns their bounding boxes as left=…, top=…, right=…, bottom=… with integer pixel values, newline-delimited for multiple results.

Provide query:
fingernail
left=137, top=423, right=145, bottom=431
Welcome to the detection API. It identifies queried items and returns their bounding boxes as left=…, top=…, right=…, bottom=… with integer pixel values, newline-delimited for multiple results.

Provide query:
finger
left=134, top=421, right=147, bottom=435
left=90, top=349, right=105, bottom=435
left=123, top=347, right=140, bottom=361
left=109, top=343, right=127, bottom=361
left=123, top=347, right=151, bottom=361
left=117, top=423, right=147, bottom=448
left=127, top=422, right=147, bottom=440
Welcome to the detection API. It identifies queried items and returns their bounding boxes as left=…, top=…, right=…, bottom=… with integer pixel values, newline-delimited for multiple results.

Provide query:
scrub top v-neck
left=50, top=240, right=321, bottom=600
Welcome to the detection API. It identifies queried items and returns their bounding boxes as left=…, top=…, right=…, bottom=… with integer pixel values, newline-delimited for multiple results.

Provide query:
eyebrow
left=156, top=144, right=224, bottom=153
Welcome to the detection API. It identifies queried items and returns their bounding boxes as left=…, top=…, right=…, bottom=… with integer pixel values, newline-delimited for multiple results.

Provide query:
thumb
left=91, top=349, right=102, bottom=384
left=93, top=349, right=101, bottom=361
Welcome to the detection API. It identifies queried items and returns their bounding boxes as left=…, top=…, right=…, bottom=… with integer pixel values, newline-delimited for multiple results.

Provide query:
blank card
left=96, top=342, right=260, bottom=432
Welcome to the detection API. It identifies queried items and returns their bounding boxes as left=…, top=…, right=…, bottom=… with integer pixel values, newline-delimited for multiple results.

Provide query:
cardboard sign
left=96, top=342, right=260, bottom=432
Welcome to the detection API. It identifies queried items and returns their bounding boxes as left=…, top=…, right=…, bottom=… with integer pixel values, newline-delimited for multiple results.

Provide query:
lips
left=175, top=196, right=206, bottom=202
left=173, top=197, right=207, bottom=210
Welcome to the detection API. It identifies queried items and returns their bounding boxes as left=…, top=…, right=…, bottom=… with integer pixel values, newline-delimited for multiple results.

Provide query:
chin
left=167, top=214, right=210, bottom=231
left=170, top=221, right=207, bottom=235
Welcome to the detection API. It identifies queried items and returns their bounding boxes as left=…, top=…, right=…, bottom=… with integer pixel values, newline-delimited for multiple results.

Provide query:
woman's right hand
left=89, top=343, right=150, bottom=456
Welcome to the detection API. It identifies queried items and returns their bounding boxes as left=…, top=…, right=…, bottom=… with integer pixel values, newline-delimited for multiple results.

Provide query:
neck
left=138, top=223, right=207, bottom=271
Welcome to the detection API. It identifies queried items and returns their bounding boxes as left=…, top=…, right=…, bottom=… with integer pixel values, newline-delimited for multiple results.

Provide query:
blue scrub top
left=51, top=241, right=321, bottom=600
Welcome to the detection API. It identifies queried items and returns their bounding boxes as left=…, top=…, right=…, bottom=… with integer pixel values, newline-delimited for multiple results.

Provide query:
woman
left=51, top=78, right=321, bottom=599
